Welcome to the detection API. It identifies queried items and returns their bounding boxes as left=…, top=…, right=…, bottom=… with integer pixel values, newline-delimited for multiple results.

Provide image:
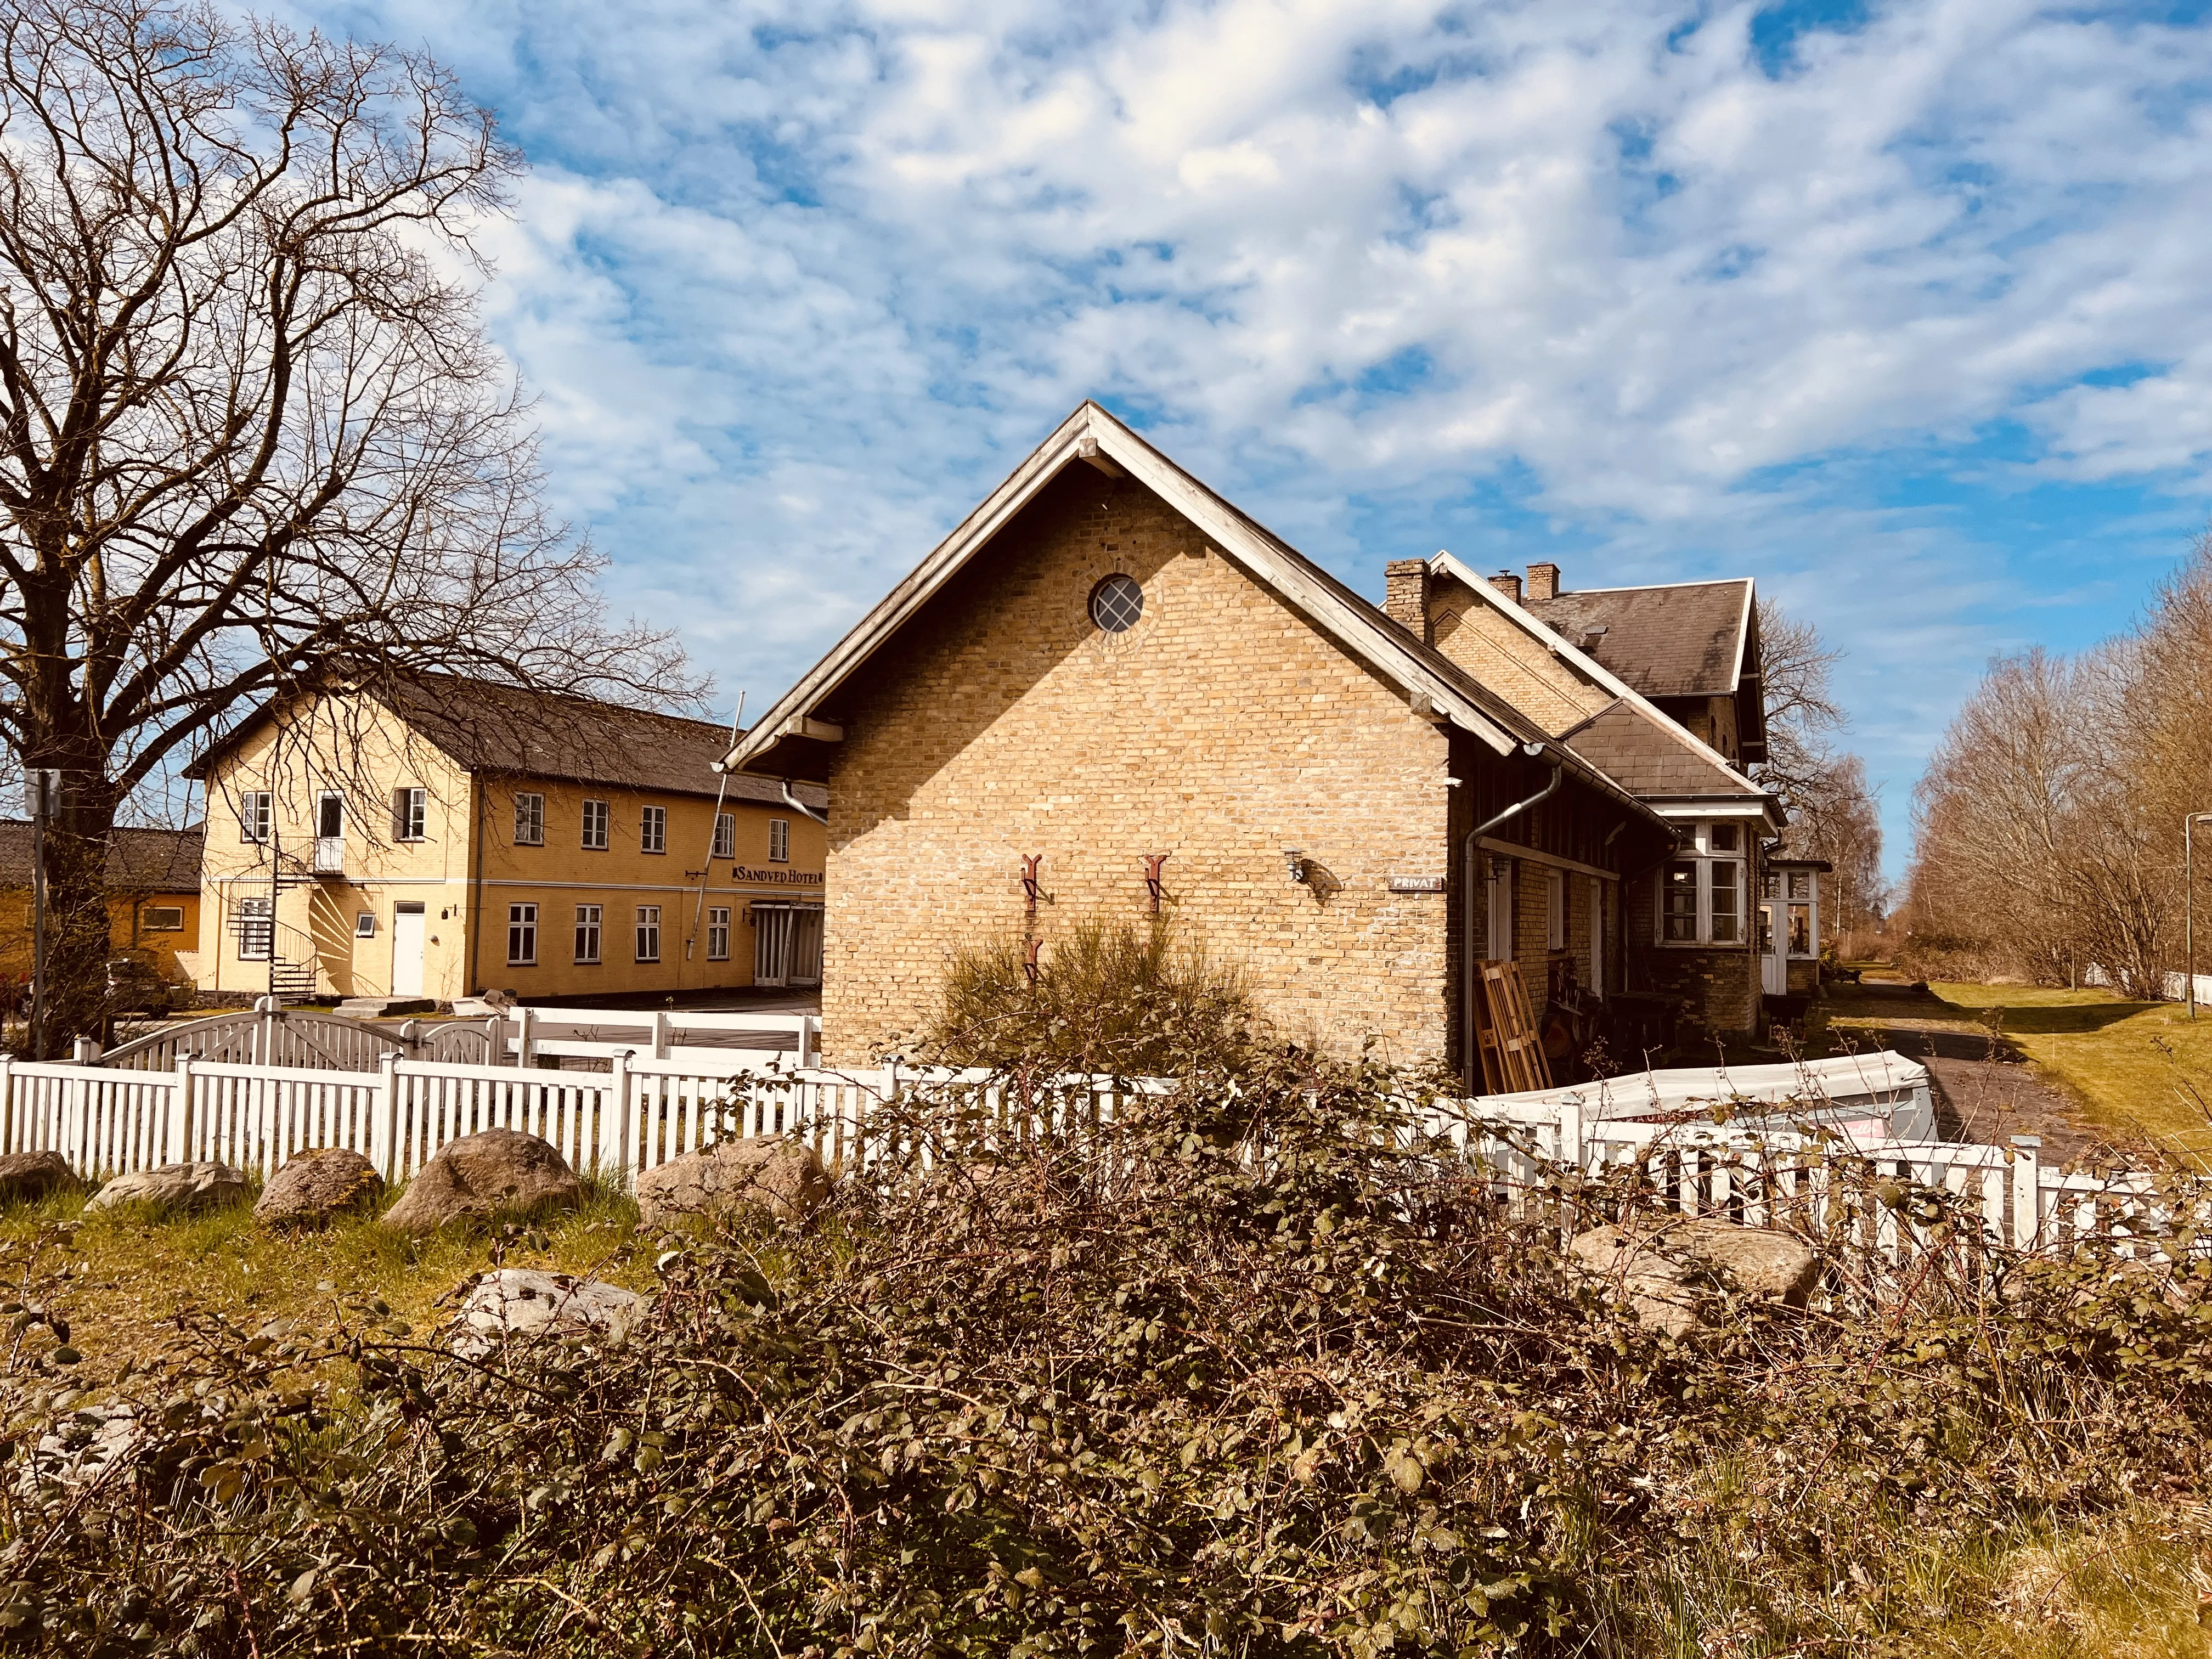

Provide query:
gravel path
left=1815, top=980, right=2124, bottom=1164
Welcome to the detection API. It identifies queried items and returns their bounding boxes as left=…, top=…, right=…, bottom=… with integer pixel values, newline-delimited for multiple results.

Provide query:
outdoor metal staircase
left=230, top=912, right=322, bottom=1005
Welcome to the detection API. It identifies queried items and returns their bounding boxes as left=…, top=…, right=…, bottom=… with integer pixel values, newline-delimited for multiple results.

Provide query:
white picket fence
left=1, top=1051, right=879, bottom=1192
left=0, top=1046, right=2189, bottom=1263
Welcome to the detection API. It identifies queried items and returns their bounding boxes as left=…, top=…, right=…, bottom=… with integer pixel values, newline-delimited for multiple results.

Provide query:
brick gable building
left=730, top=404, right=1785, bottom=1077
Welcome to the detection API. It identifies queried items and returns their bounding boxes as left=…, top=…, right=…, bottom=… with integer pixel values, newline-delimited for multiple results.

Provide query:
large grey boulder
left=254, top=1148, right=383, bottom=1229
left=634, top=1136, right=830, bottom=1231
left=1569, top=1217, right=1820, bottom=1337
left=450, top=1268, right=641, bottom=1359
left=0, top=1150, right=73, bottom=1204
left=83, top=1161, right=246, bottom=1218
left=381, top=1128, right=581, bottom=1235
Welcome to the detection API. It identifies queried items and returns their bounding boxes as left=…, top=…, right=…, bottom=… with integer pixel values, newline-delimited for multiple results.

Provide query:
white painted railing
left=0, top=1049, right=2192, bottom=1266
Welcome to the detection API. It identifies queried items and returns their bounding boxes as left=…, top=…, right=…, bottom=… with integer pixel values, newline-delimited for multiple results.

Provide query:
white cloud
left=287, top=0, right=2212, bottom=874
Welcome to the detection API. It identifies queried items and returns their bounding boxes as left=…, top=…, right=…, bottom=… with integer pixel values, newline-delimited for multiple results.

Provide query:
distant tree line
left=1903, top=533, right=2212, bottom=996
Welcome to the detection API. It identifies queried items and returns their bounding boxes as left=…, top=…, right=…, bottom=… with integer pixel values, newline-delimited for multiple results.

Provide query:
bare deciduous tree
left=0, top=1, right=699, bottom=1046
left=1752, top=597, right=1886, bottom=948
left=1905, top=535, right=2212, bottom=998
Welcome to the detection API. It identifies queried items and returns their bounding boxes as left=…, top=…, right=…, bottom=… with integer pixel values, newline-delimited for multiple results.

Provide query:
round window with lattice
left=1089, top=573, right=1144, bottom=634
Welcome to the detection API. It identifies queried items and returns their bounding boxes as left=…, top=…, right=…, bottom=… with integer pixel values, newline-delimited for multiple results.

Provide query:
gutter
left=780, top=780, right=828, bottom=827
left=1462, top=743, right=1564, bottom=1090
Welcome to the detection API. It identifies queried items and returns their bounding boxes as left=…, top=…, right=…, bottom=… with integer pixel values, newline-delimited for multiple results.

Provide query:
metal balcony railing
left=313, top=836, right=345, bottom=875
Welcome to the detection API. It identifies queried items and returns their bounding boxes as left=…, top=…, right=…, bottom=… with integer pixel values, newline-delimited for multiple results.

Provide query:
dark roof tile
left=0, top=823, right=202, bottom=890
left=1559, top=702, right=1764, bottom=799
left=1525, top=581, right=1751, bottom=698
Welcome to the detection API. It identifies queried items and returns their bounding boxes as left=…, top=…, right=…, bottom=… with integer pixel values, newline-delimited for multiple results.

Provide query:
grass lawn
left=0, top=1180, right=649, bottom=1401
left=1928, top=983, right=2212, bottom=1158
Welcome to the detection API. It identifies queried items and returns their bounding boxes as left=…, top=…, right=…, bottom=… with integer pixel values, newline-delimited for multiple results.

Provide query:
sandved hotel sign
left=732, top=865, right=825, bottom=885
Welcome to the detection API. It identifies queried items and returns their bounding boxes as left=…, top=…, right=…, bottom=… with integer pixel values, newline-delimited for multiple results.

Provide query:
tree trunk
left=33, top=779, right=119, bottom=1057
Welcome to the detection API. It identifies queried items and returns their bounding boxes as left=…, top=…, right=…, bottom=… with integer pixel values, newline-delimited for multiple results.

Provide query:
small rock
left=17, top=1406, right=140, bottom=1495
left=83, top=1161, right=246, bottom=1217
left=0, top=1149, right=73, bottom=1204
left=634, top=1136, right=830, bottom=1231
left=1568, top=1217, right=1819, bottom=1336
left=381, top=1128, right=581, bottom=1235
left=450, top=1267, right=641, bottom=1359
left=254, top=1148, right=383, bottom=1229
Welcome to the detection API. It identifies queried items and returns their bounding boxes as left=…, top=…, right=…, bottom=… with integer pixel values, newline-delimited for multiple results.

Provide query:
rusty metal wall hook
left=1021, top=853, right=1043, bottom=915
left=1143, top=852, right=1170, bottom=916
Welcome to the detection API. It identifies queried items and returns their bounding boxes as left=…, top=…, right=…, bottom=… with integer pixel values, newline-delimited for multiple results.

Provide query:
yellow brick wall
left=1425, top=573, right=1612, bottom=735
left=198, top=692, right=827, bottom=1003
left=817, top=466, right=1457, bottom=1066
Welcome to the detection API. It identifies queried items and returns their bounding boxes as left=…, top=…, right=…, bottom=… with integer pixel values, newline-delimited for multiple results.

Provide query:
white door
left=391, top=902, right=427, bottom=996
left=754, top=906, right=793, bottom=989
left=1759, top=902, right=1786, bottom=996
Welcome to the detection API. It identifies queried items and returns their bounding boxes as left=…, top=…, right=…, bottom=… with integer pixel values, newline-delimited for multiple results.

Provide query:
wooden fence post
left=168, top=1058, right=195, bottom=1166
left=1559, top=1092, right=1584, bottom=1176
left=0, top=1056, right=12, bottom=1154
left=652, top=1009, right=671, bottom=1060
left=71, top=1036, right=99, bottom=1065
left=797, top=1016, right=815, bottom=1070
left=515, top=1006, right=536, bottom=1068
left=373, top=1051, right=400, bottom=1180
left=2010, top=1136, right=2042, bottom=1251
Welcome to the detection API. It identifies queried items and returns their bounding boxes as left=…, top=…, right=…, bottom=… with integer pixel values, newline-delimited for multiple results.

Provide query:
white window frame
left=640, top=804, right=667, bottom=855
left=1656, top=821, right=1752, bottom=948
left=239, top=791, right=272, bottom=844
left=514, top=792, right=545, bottom=847
left=574, top=904, right=602, bottom=965
left=140, top=905, right=185, bottom=932
left=706, top=905, right=730, bottom=961
left=507, top=902, right=538, bottom=966
left=768, top=817, right=789, bottom=864
left=635, top=904, right=661, bottom=963
left=393, top=787, right=428, bottom=843
left=355, top=912, right=377, bottom=938
left=581, top=799, right=610, bottom=850
left=713, top=812, right=736, bottom=860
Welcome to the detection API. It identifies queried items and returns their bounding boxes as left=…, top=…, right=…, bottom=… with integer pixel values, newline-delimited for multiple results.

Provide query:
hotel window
left=768, top=817, right=789, bottom=863
left=713, top=812, right=736, bottom=860
left=707, top=906, right=730, bottom=961
left=238, top=791, right=272, bottom=843
left=640, top=804, right=667, bottom=855
left=581, top=798, right=610, bottom=850
left=140, top=905, right=185, bottom=932
left=514, top=792, right=545, bottom=846
left=1658, top=821, right=1749, bottom=947
left=507, top=903, right=538, bottom=966
left=635, top=905, right=661, bottom=963
left=574, top=904, right=602, bottom=964
left=391, top=787, right=427, bottom=842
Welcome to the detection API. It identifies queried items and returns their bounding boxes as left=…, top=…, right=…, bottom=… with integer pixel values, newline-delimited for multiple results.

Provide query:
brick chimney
left=1526, top=561, right=1560, bottom=602
left=1488, top=569, right=1523, bottom=603
left=1383, top=559, right=1430, bottom=640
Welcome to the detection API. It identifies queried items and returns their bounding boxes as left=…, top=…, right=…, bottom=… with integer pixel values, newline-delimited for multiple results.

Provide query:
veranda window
left=1658, top=821, right=1751, bottom=947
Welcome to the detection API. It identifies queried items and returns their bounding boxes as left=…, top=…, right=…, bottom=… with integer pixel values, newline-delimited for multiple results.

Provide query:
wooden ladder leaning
left=1474, top=958, right=1552, bottom=1095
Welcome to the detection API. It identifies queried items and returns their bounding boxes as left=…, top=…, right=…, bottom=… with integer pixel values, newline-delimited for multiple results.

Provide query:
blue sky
left=294, top=0, right=2212, bottom=882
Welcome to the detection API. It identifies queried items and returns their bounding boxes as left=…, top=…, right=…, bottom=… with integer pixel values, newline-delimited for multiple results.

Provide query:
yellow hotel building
left=188, top=676, right=826, bottom=1006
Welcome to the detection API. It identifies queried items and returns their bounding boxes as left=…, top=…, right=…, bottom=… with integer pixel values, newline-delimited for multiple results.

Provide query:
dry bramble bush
left=4, top=1045, right=2212, bottom=1656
